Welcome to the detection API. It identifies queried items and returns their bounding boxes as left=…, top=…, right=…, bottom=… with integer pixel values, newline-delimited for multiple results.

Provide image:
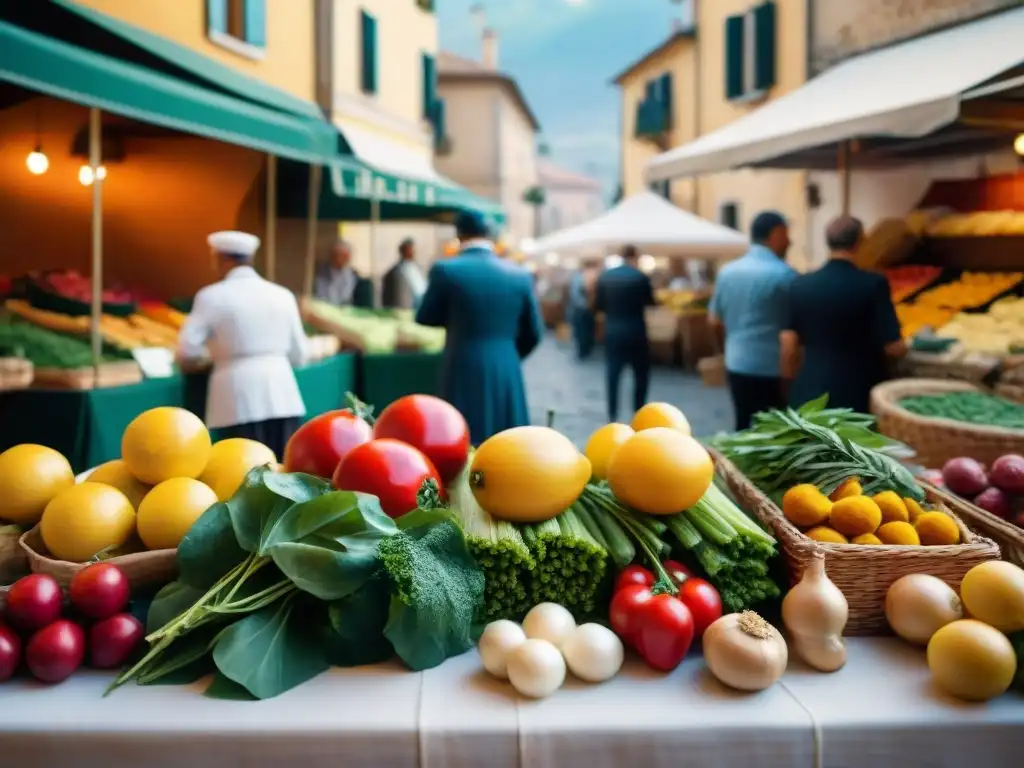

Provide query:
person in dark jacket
left=595, top=245, right=655, bottom=422
left=381, top=239, right=426, bottom=310
left=781, top=215, right=907, bottom=413
left=416, top=211, right=543, bottom=444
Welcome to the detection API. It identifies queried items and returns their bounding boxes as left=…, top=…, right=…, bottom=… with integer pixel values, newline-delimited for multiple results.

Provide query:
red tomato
left=5, top=574, right=63, bottom=632
left=284, top=410, right=373, bottom=479
left=678, top=578, right=723, bottom=638
left=332, top=438, right=443, bottom=518
left=662, top=559, right=696, bottom=586
left=25, top=620, right=86, bottom=683
left=634, top=594, right=694, bottom=672
left=68, top=563, right=130, bottom=620
left=614, top=565, right=655, bottom=594
left=372, top=395, right=470, bottom=483
left=609, top=583, right=653, bottom=648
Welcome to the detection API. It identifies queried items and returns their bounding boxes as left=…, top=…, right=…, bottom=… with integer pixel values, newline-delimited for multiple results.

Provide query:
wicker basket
left=871, top=378, right=1024, bottom=468
left=711, top=448, right=1000, bottom=635
left=920, top=481, right=1024, bottom=568
left=18, top=526, right=177, bottom=590
left=0, top=356, right=33, bottom=391
left=0, top=525, right=29, bottom=583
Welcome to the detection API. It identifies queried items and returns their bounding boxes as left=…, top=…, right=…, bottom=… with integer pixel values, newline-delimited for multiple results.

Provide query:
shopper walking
left=177, top=231, right=308, bottom=457
left=781, top=216, right=906, bottom=412
left=708, top=211, right=796, bottom=430
left=568, top=265, right=595, bottom=359
left=416, top=211, right=543, bottom=444
left=595, top=245, right=655, bottom=422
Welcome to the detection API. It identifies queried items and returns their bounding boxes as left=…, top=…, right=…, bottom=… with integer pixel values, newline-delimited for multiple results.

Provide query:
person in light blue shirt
left=567, top=266, right=595, bottom=359
left=708, top=211, right=796, bottom=430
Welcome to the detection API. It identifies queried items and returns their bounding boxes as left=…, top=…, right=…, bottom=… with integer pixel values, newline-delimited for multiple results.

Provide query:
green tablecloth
left=359, top=352, right=442, bottom=412
left=0, top=354, right=357, bottom=473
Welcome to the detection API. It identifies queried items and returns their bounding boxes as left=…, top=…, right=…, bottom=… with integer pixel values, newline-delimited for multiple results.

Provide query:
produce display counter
left=358, top=351, right=442, bottom=412
left=1, top=639, right=1021, bottom=768
left=0, top=354, right=357, bottom=472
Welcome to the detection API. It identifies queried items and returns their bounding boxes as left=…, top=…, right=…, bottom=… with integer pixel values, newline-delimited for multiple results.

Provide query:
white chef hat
left=208, top=231, right=261, bottom=260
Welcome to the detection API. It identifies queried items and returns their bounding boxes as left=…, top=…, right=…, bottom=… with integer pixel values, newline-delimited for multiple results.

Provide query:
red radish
left=0, top=623, right=21, bottom=682
left=5, top=574, right=63, bottom=632
left=974, top=487, right=1013, bottom=519
left=918, top=468, right=945, bottom=488
left=69, top=563, right=131, bottom=619
left=26, top=620, right=85, bottom=683
left=941, top=457, right=989, bottom=498
left=89, top=614, right=144, bottom=669
left=990, top=455, right=1024, bottom=495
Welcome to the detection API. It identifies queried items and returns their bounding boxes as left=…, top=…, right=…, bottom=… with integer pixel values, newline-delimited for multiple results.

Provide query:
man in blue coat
left=595, top=245, right=655, bottom=422
left=416, top=211, right=544, bottom=444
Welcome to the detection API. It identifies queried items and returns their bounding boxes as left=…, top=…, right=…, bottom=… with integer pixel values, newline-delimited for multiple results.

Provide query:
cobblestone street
left=523, top=333, right=734, bottom=446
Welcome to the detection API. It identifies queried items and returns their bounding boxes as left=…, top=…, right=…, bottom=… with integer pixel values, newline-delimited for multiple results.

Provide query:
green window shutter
left=753, top=1, right=777, bottom=92
left=431, top=98, right=446, bottom=149
left=244, top=0, right=266, bottom=47
left=422, top=54, right=436, bottom=119
left=361, top=11, right=378, bottom=94
left=724, top=15, right=745, bottom=100
left=207, top=0, right=227, bottom=36
left=658, top=72, right=673, bottom=131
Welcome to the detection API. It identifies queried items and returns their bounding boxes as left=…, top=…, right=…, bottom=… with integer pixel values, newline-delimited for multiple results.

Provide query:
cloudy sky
left=437, top=0, right=680, bottom=199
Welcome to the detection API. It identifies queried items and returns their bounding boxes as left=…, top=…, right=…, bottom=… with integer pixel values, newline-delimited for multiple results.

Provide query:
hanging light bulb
left=1015, top=133, right=1024, bottom=157
left=79, top=165, right=107, bottom=186
left=26, top=147, right=49, bottom=175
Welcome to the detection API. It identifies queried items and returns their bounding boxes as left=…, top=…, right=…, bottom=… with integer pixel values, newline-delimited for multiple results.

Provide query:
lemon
left=0, top=444, right=75, bottom=526
left=631, top=403, right=691, bottom=435
left=137, top=477, right=218, bottom=550
left=607, top=428, right=713, bottom=515
left=88, top=459, right=152, bottom=510
left=122, top=407, right=212, bottom=485
left=199, top=438, right=277, bottom=501
left=584, top=423, right=634, bottom=481
left=40, top=482, right=135, bottom=562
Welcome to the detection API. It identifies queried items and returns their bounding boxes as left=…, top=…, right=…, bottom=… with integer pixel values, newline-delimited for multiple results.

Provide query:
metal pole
left=89, top=108, right=103, bottom=383
left=265, top=154, right=278, bottom=282
left=303, top=163, right=322, bottom=296
left=838, top=141, right=851, bottom=216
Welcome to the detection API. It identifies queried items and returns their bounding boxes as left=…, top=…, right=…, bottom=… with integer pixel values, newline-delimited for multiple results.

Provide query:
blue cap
left=455, top=210, right=490, bottom=239
left=750, top=211, right=787, bottom=243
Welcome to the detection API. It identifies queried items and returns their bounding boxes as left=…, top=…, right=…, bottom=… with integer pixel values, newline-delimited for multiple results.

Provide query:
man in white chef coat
left=176, top=231, right=308, bottom=458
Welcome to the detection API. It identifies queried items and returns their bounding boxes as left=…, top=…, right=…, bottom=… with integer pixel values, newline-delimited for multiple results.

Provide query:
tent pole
left=370, top=194, right=380, bottom=304
left=303, top=163, right=322, bottom=296
left=88, top=108, right=104, bottom=384
left=265, top=154, right=278, bottom=282
left=838, top=141, right=852, bottom=216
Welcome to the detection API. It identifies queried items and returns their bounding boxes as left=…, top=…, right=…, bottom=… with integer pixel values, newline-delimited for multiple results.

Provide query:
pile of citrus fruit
left=0, top=407, right=276, bottom=562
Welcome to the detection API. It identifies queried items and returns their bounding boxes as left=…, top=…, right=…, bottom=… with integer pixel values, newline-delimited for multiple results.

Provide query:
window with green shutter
left=361, top=11, right=378, bottom=95
left=752, top=1, right=777, bottom=92
left=724, top=14, right=745, bottom=100
left=243, top=0, right=266, bottom=48
left=422, top=54, right=436, bottom=120
left=430, top=99, right=448, bottom=152
left=207, top=0, right=266, bottom=52
left=207, top=0, right=228, bottom=35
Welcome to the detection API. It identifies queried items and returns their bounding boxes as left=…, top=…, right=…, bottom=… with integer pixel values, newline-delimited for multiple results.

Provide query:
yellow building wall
left=618, top=39, right=698, bottom=212
left=71, top=0, right=317, bottom=102
left=696, top=0, right=810, bottom=269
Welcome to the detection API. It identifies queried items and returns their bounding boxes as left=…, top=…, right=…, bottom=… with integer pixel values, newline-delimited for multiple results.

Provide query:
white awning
left=334, top=119, right=450, bottom=185
left=646, top=7, right=1024, bottom=181
left=522, top=192, right=749, bottom=261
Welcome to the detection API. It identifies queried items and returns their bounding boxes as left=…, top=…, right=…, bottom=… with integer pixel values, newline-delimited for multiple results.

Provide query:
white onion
left=885, top=573, right=963, bottom=646
left=478, top=620, right=527, bottom=679
left=561, top=623, right=623, bottom=683
left=506, top=639, right=566, bottom=698
left=522, top=603, right=576, bottom=647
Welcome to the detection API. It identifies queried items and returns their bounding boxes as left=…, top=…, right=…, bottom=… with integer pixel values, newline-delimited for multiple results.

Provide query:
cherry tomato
left=614, top=565, right=655, bottom=594
left=372, top=395, right=470, bottom=483
left=283, top=409, right=373, bottom=479
left=634, top=594, right=694, bottom=672
left=332, top=438, right=443, bottom=518
left=68, top=563, right=130, bottom=620
left=5, top=574, right=63, bottom=632
left=609, top=583, right=653, bottom=647
left=89, top=613, right=144, bottom=669
left=0, top=623, right=21, bottom=682
left=662, top=559, right=696, bottom=586
left=25, top=620, right=86, bottom=683
left=678, top=578, right=723, bottom=638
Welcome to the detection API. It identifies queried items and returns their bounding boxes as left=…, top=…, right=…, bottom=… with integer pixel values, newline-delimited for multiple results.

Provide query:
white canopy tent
left=645, top=6, right=1024, bottom=194
left=522, top=191, right=749, bottom=261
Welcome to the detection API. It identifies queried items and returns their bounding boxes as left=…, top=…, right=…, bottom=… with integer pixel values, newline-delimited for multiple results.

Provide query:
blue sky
left=437, top=0, right=680, bottom=197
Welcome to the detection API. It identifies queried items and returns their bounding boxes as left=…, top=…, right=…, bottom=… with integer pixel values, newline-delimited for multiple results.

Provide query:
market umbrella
left=522, top=192, right=749, bottom=261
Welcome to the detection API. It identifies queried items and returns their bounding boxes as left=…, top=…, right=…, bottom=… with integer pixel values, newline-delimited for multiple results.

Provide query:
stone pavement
left=522, top=333, right=734, bottom=447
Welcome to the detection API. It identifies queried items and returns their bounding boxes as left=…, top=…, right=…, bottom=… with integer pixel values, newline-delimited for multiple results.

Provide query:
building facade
left=536, top=161, right=605, bottom=238
left=436, top=35, right=541, bottom=250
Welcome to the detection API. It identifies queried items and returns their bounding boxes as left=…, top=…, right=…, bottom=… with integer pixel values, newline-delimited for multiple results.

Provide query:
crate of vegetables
left=871, top=378, right=1024, bottom=468
left=713, top=399, right=1000, bottom=634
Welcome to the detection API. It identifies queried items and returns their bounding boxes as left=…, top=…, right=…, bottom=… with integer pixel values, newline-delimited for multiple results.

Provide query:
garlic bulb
left=782, top=553, right=848, bottom=672
left=703, top=611, right=788, bottom=691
